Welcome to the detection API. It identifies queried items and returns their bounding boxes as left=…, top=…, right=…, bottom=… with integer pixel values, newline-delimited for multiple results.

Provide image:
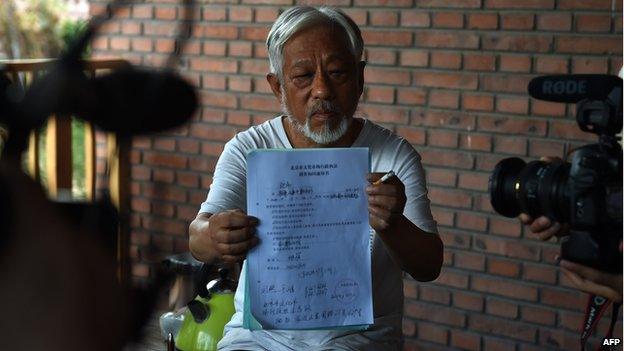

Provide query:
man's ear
left=266, top=73, right=282, bottom=101
left=357, top=61, right=366, bottom=96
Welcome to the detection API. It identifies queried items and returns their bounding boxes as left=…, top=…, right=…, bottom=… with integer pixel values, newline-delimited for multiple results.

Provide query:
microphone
left=528, top=74, right=622, bottom=103
left=82, top=68, right=198, bottom=135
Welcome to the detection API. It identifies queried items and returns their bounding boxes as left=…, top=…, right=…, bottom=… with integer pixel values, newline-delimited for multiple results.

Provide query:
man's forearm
left=377, top=215, right=443, bottom=282
left=189, top=213, right=219, bottom=264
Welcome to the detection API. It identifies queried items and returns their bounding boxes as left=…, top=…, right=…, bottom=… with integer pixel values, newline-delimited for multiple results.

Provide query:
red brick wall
left=88, top=0, right=623, bottom=349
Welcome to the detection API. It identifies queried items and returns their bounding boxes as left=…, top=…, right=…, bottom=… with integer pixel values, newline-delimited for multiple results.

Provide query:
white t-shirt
left=199, top=116, right=437, bottom=351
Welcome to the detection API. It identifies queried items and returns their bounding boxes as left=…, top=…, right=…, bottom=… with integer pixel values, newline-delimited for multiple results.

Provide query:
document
left=244, top=148, right=373, bottom=330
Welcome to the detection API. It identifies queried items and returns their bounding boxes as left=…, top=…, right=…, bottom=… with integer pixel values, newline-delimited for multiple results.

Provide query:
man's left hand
left=366, top=172, right=406, bottom=233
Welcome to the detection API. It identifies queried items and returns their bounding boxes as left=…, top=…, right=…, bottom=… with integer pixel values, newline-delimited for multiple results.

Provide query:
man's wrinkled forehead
left=281, top=25, right=355, bottom=64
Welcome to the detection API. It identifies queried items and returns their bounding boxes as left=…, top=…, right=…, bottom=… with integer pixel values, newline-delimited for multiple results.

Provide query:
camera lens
left=489, top=157, right=570, bottom=221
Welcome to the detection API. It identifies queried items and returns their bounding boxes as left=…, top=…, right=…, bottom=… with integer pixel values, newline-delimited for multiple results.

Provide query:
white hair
left=266, top=6, right=363, bottom=81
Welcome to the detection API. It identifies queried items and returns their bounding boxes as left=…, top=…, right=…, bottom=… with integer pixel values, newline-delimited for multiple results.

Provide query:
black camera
left=489, top=74, right=623, bottom=273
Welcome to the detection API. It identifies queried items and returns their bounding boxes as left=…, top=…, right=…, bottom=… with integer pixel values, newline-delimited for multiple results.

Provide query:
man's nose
left=311, top=72, right=334, bottom=100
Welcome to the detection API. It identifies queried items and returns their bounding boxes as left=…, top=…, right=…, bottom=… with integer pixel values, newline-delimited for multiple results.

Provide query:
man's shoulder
left=360, top=119, right=412, bottom=149
left=227, top=116, right=283, bottom=150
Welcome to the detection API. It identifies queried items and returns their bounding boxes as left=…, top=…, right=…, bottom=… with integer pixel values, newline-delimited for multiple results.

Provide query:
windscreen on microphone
left=528, top=74, right=622, bottom=103
left=86, top=68, right=198, bottom=135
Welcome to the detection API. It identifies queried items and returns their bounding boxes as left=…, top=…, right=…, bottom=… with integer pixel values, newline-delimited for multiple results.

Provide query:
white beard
left=280, top=91, right=350, bottom=145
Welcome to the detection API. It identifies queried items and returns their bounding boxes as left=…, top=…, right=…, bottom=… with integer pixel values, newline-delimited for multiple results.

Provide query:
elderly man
left=189, top=6, right=443, bottom=350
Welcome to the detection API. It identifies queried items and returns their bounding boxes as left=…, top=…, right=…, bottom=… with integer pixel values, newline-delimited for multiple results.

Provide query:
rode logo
left=603, top=338, right=621, bottom=346
left=542, top=80, right=587, bottom=95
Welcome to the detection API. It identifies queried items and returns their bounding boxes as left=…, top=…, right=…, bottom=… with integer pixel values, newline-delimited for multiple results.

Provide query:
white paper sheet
left=244, top=148, right=373, bottom=330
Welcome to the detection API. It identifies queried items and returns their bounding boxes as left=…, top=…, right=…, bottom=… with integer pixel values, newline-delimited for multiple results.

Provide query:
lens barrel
left=489, top=157, right=570, bottom=221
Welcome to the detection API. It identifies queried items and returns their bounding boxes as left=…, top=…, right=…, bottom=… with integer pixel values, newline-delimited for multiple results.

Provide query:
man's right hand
left=189, top=209, right=259, bottom=264
left=518, top=214, right=569, bottom=241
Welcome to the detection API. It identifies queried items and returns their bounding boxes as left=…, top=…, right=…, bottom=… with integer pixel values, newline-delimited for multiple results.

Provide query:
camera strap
left=579, top=294, right=621, bottom=350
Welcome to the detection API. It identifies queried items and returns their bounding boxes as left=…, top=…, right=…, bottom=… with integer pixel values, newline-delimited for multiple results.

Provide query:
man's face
left=268, top=24, right=364, bottom=144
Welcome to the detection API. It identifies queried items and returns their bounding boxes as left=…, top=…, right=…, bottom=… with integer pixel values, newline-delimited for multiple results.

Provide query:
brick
left=450, top=330, right=480, bottom=351
left=549, top=120, right=596, bottom=141
left=535, top=56, right=569, bottom=74
left=537, top=13, right=572, bottom=31
left=154, top=138, right=176, bottom=151
left=155, top=7, right=176, bottom=20
left=540, top=287, right=585, bottom=311
left=426, top=168, right=457, bottom=186
left=403, top=320, right=416, bottom=337
left=365, top=48, right=397, bottom=65
left=142, top=183, right=187, bottom=203
left=576, top=14, right=612, bottom=32
left=531, top=99, right=567, bottom=117
left=420, top=149, right=474, bottom=169
left=494, top=135, right=527, bottom=155
left=190, top=58, right=235, bottom=73
left=405, top=301, right=467, bottom=327
left=477, top=116, right=547, bottom=136
left=482, top=34, right=551, bottom=52
left=496, top=96, right=529, bottom=114
left=240, top=95, right=280, bottom=113
left=110, top=37, right=130, bottom=51
left=203, top=6, right=227, bottom=21
left=439, top=230, right=471, bottom=249
left=459, top=134, right=492, bottom=152
left=202, top=74, right=227, bottom=90
left=457, top=172, right=488, bottom=191
left=201, top=91, right=237, bottom=109
left=413, top=71, right=478, bottom=90
left=155, top=38, right=175, bottom=53
left=486, top=297, right=519, bottom=318
left=178, top=139, right=200, bottom=154
left=429, top=90, right=460, bottom=109
left=202, top=25, right=238, bottom=39
left=528, top=139, right=566, bottom=158
left=133, top=5, right=153, bottom=19
left=428, top=129, right=459, bottom=148
left=396, top=126, right=426, bottom=144
left=343, top=9, right=367, bottom=26
left=354, top=0, right=413, bottom=6
left=483, top=336, right=517, bottom=351
left=401, top=11, right=430, bottom=27
left=131, top=165, right=151, bottom=181
left=365, top=86, right=395, bottom=104
left=500, top=13, right=535, bottom=30
left=558, top=0, right=613, bottom=9
left=556, top=36, right=622, bottom=54
left=255, top=7, right=279, bottom=22
left=151, top=202, right=175, bottom=217
left=419, top=285, right=451, bottom=305
left=253, top=43, right=268, bottom=58
left=457, top=212, right=488, bottom=231
left=229, top=76, right=252, bottom=92
left=463, top=94, right=494, bottom=111
left=471, top=315, right=537, bottom=342
left=177, top=171, right=199, bottom=188
left=454, top=251, right=486, bottom=271
left=486, top=0, right=554, bottom=8
left=467, top=13, right=498, bottom=29
left=397, top=88, right=427, bottom=105
left=489, top=217, right=522, bottom=237
left=190, top=124, right=236, bottom=142
left=143, top=152, right=187, bottom=169
left=430, top=52, right=462, bottom=69
left=227, top=111, right=252, bottom=126
left=416, top=110, right=476, bottom=130
left=153, top=169, right=175, bottom=183
left=144, top=23, right=178, bottom=36
left=418, top=0, right=481, bottom=8
left=522, top=263, right=557, bottom=284
left=229, top=7, right=253, bottom=22
left=428, top=187, right=472, bottom=208
left=481, top=74, right=531, bottom=95
left=370, top=10, right=399, bottom=27
left=415, top=32, right=479, bottom=49
left=365, top=67, right=411, bottom=85
left=359, top=105, right=409, bottom=124
left=418, top=322, right=449, bottom=344
left=487, top=257, right=521, bottom=277
left=571, top=57, right=609, bottom=74
left=453, top=291, right=484, bottom=311
left=229, top=41, right=253, bottom=57
left=464, top=53, right=496, bottom=71
left=432, top=12, right=464, bottom=28
left=362, top=30, right=413, bottom=46
left=521, top=305, right=557, bottom=326
left=240, top=59, right=269, bottom=75
left=131, top=198, right=151, bottom=213
left=499, top=55, right=532, bottom=72
left=399, top=50, right=429, bottom=67
left=121, top=22, right=141, bottom=35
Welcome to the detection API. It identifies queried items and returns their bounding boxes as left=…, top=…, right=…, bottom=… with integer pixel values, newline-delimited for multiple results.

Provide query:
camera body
left=489, top=74, right=622, bottom=273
